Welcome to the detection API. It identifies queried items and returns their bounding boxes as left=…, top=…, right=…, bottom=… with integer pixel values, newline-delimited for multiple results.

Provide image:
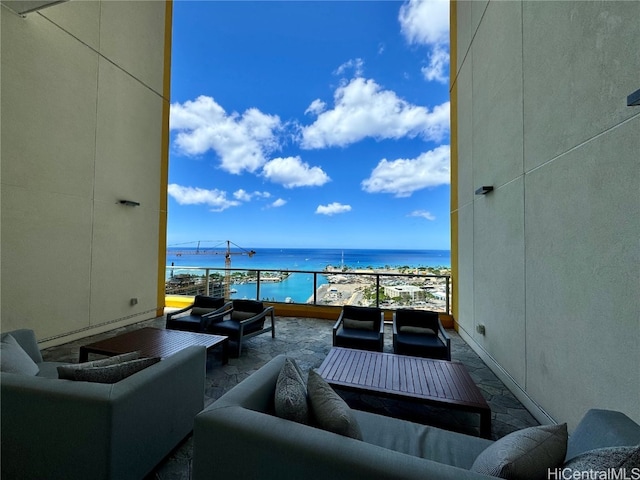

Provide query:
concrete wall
left=451, top=0, right=640, bottom=429
left=1, top=0, right=171, bottom=345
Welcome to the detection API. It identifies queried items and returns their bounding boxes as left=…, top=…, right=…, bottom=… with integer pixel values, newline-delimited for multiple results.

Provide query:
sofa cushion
left=59, top=357, right=161, bottom=384
left=307, top=369, right=362, bottom=440
left=471, top=423, right=568, bottom=479
left=274, top=358, right=309, bottom=424
left=191, top=307, right=220, bottom=316
left=563, top=445, right=640, bottom=471
left=57, top=351, right=141, bottom=379
left=0, top=334, right=40, bottom=375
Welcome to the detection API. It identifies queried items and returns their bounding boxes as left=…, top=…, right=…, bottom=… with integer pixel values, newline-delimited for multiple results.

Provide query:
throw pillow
left=399, top=326, right=436, bottom=335
left=274, top=358, right=309, bottom=424
left=563, top=445, right=640, bottom=470
left=0, top=333, right=40, bottom=375
left=471, top=423, right=568, bottom=480
left=61, top=357, right=160, bottom=384
left=343, top=318, right=374, bottom=330
left=57, top=351, right=141, bottom=380
left=307, top=369, right=362, bottom=440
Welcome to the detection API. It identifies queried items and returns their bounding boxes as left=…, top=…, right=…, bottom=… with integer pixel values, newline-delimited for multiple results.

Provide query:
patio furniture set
left=2, top=300, right=638, bottom=479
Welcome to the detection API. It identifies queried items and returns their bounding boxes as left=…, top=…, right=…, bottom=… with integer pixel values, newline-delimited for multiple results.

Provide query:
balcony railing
left=166, top=266, right=451, bottom=314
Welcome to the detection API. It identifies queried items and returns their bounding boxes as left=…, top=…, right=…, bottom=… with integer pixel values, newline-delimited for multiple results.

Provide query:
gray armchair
left=392, top=309, right=451, bottom=360
left=205, top=300, right=275, bottom=357
left=166, top=295, right=232, bottom=333
left=333, top=305, right=384, bottom=352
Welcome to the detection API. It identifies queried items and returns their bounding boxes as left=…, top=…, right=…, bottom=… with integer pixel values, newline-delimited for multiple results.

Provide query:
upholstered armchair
left=166, top=295, right=232, bottom=333
left=333, top=305, right=384, bottom=352
left=205, top=300, right=275, bottom=356
left=392, top=309, right=451, bottom=360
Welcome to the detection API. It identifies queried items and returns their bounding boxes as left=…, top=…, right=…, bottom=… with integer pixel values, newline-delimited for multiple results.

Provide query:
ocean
left=166, top=248, right=451, bottom=303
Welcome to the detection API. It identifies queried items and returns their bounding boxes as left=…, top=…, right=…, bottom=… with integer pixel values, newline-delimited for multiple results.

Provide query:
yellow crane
left=168, top=240, right=255, bottom=298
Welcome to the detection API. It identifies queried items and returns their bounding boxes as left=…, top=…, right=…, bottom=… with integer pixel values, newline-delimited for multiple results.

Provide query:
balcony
left=165, top=265, right=453, bottom=325
left=40, top=312, right=538, bottom=478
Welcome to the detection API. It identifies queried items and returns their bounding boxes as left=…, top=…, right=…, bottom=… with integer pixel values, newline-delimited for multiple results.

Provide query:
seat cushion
left=395, top=334, right=448, bottom=359
left=335, top=328, right=382, bottom=351
left=167, top=315, right=204, bottom=331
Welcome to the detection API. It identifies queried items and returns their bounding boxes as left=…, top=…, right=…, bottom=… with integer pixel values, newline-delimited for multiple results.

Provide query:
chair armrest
left=378, top=312, right=385, bottom=334
left=332, top=311, right=345, bottom=345
left=333, top=311, right=345, bottom=332
left=238, top=306, right=274, bottom=326
left=392, top=312, right=399, bottom=336
left=437, top=320, right=451, bottom=360
left=206, top=307, right=234, bottom=324
left=201, top=301, right=233, bottom=319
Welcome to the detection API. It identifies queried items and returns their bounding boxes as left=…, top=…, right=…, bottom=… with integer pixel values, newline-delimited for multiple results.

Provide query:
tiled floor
left=42, top=315, right=539, bottom=480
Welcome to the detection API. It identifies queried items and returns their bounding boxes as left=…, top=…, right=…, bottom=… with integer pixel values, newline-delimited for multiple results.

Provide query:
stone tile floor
left=42, top=315, right=538, bottom=480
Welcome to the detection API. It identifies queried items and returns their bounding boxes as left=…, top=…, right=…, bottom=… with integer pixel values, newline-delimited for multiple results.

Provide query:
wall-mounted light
left=1, top=0, right=68, bottom=16
left=628, top=88, right=640, bottom=106
left=475, top=186, right=494, bottom=195
left=118, top=200, right=140, bottom=207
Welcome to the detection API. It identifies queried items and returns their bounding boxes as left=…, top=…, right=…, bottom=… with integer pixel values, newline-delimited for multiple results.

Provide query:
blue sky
left=167, top=0, right=450, bottom=250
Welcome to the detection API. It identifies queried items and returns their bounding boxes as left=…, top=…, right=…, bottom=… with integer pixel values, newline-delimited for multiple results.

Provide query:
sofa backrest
left=565, top=409, right=640, bottom=461
left=1, top=329, right=43, bottom=364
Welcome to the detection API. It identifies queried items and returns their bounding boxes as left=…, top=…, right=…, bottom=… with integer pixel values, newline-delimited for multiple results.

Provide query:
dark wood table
left=79, top=327, right=229, bottom=365
left=317, top=347, right=491, bottom=438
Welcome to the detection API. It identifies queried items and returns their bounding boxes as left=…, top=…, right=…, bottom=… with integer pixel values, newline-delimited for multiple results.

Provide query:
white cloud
left=399, top=0, right=450, bottom=84
left=233, top=189, right=271, bottom=202
left=271, top=198, right=287, bottom=208
left=422, top=45, right=450, bottom=84
left=409, top=210, right=436, bottom=221
left=170, top=95, right=282, bottom=174
left=168, top=184, right=240, bottom=212
left=305, top=99, right=326, bottom=116
left=361, top=145, right=450, bottom=197
left=334, top=58, right=364, bottom=77
left=262, top=156, right=331, bottom=188
left=315, top=202, right=352, bottom=216
left=301, top=77, right=450, bottom=149
left=399, top=0, right=449, bottom=46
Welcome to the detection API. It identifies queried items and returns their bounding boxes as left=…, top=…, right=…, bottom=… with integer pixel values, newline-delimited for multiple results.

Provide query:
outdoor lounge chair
left=392, top=309, right=451, bottom=360
left=333, top=305, right=384, bottom=352
left=205, top=300, right=275, bottom=356
left=166, top=295, right=232, bottom=333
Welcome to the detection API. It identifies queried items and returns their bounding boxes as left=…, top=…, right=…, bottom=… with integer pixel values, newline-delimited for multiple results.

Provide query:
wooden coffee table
left=79, top=327, right=229, bottom=365
left=317, top=347, right=491, bottom=438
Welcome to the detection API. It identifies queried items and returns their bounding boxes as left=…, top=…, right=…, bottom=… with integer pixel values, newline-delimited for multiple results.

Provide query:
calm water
left=166, top=248, right=451, bottom=303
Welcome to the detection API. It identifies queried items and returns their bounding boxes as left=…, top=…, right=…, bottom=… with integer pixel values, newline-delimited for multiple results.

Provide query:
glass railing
left=166, top=266, right=451, bottom=314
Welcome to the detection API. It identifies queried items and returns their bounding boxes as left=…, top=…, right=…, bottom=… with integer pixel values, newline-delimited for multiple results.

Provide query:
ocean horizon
left=167, top=247, right=451, bottom=271
left=166, top=248, right=451, bottom=303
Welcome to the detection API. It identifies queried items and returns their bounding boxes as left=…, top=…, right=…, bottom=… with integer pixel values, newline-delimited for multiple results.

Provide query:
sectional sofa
left=192, top=354, right=640, bottom=480
left=1, top=329, right=206, bottom=480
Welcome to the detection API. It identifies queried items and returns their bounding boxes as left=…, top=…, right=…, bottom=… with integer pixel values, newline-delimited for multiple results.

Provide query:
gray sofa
left=193, top=354, right=640, bottom=480
left=1, top=329, right=206, bottom=480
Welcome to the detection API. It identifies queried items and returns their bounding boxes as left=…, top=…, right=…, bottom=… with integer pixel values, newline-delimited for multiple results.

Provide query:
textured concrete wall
left=452, top=0, right=640, bottom=429
left=1, top=1, right=170, bottom=343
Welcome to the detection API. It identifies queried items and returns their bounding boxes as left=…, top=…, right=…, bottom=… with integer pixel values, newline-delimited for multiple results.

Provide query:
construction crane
left=168, top=240, right=255, bottom=298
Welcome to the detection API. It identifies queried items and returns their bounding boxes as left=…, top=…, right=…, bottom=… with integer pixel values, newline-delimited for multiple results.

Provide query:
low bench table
left=317, top=347, right=491, bottom=438
left=79, top=327, right=229, bottom=365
